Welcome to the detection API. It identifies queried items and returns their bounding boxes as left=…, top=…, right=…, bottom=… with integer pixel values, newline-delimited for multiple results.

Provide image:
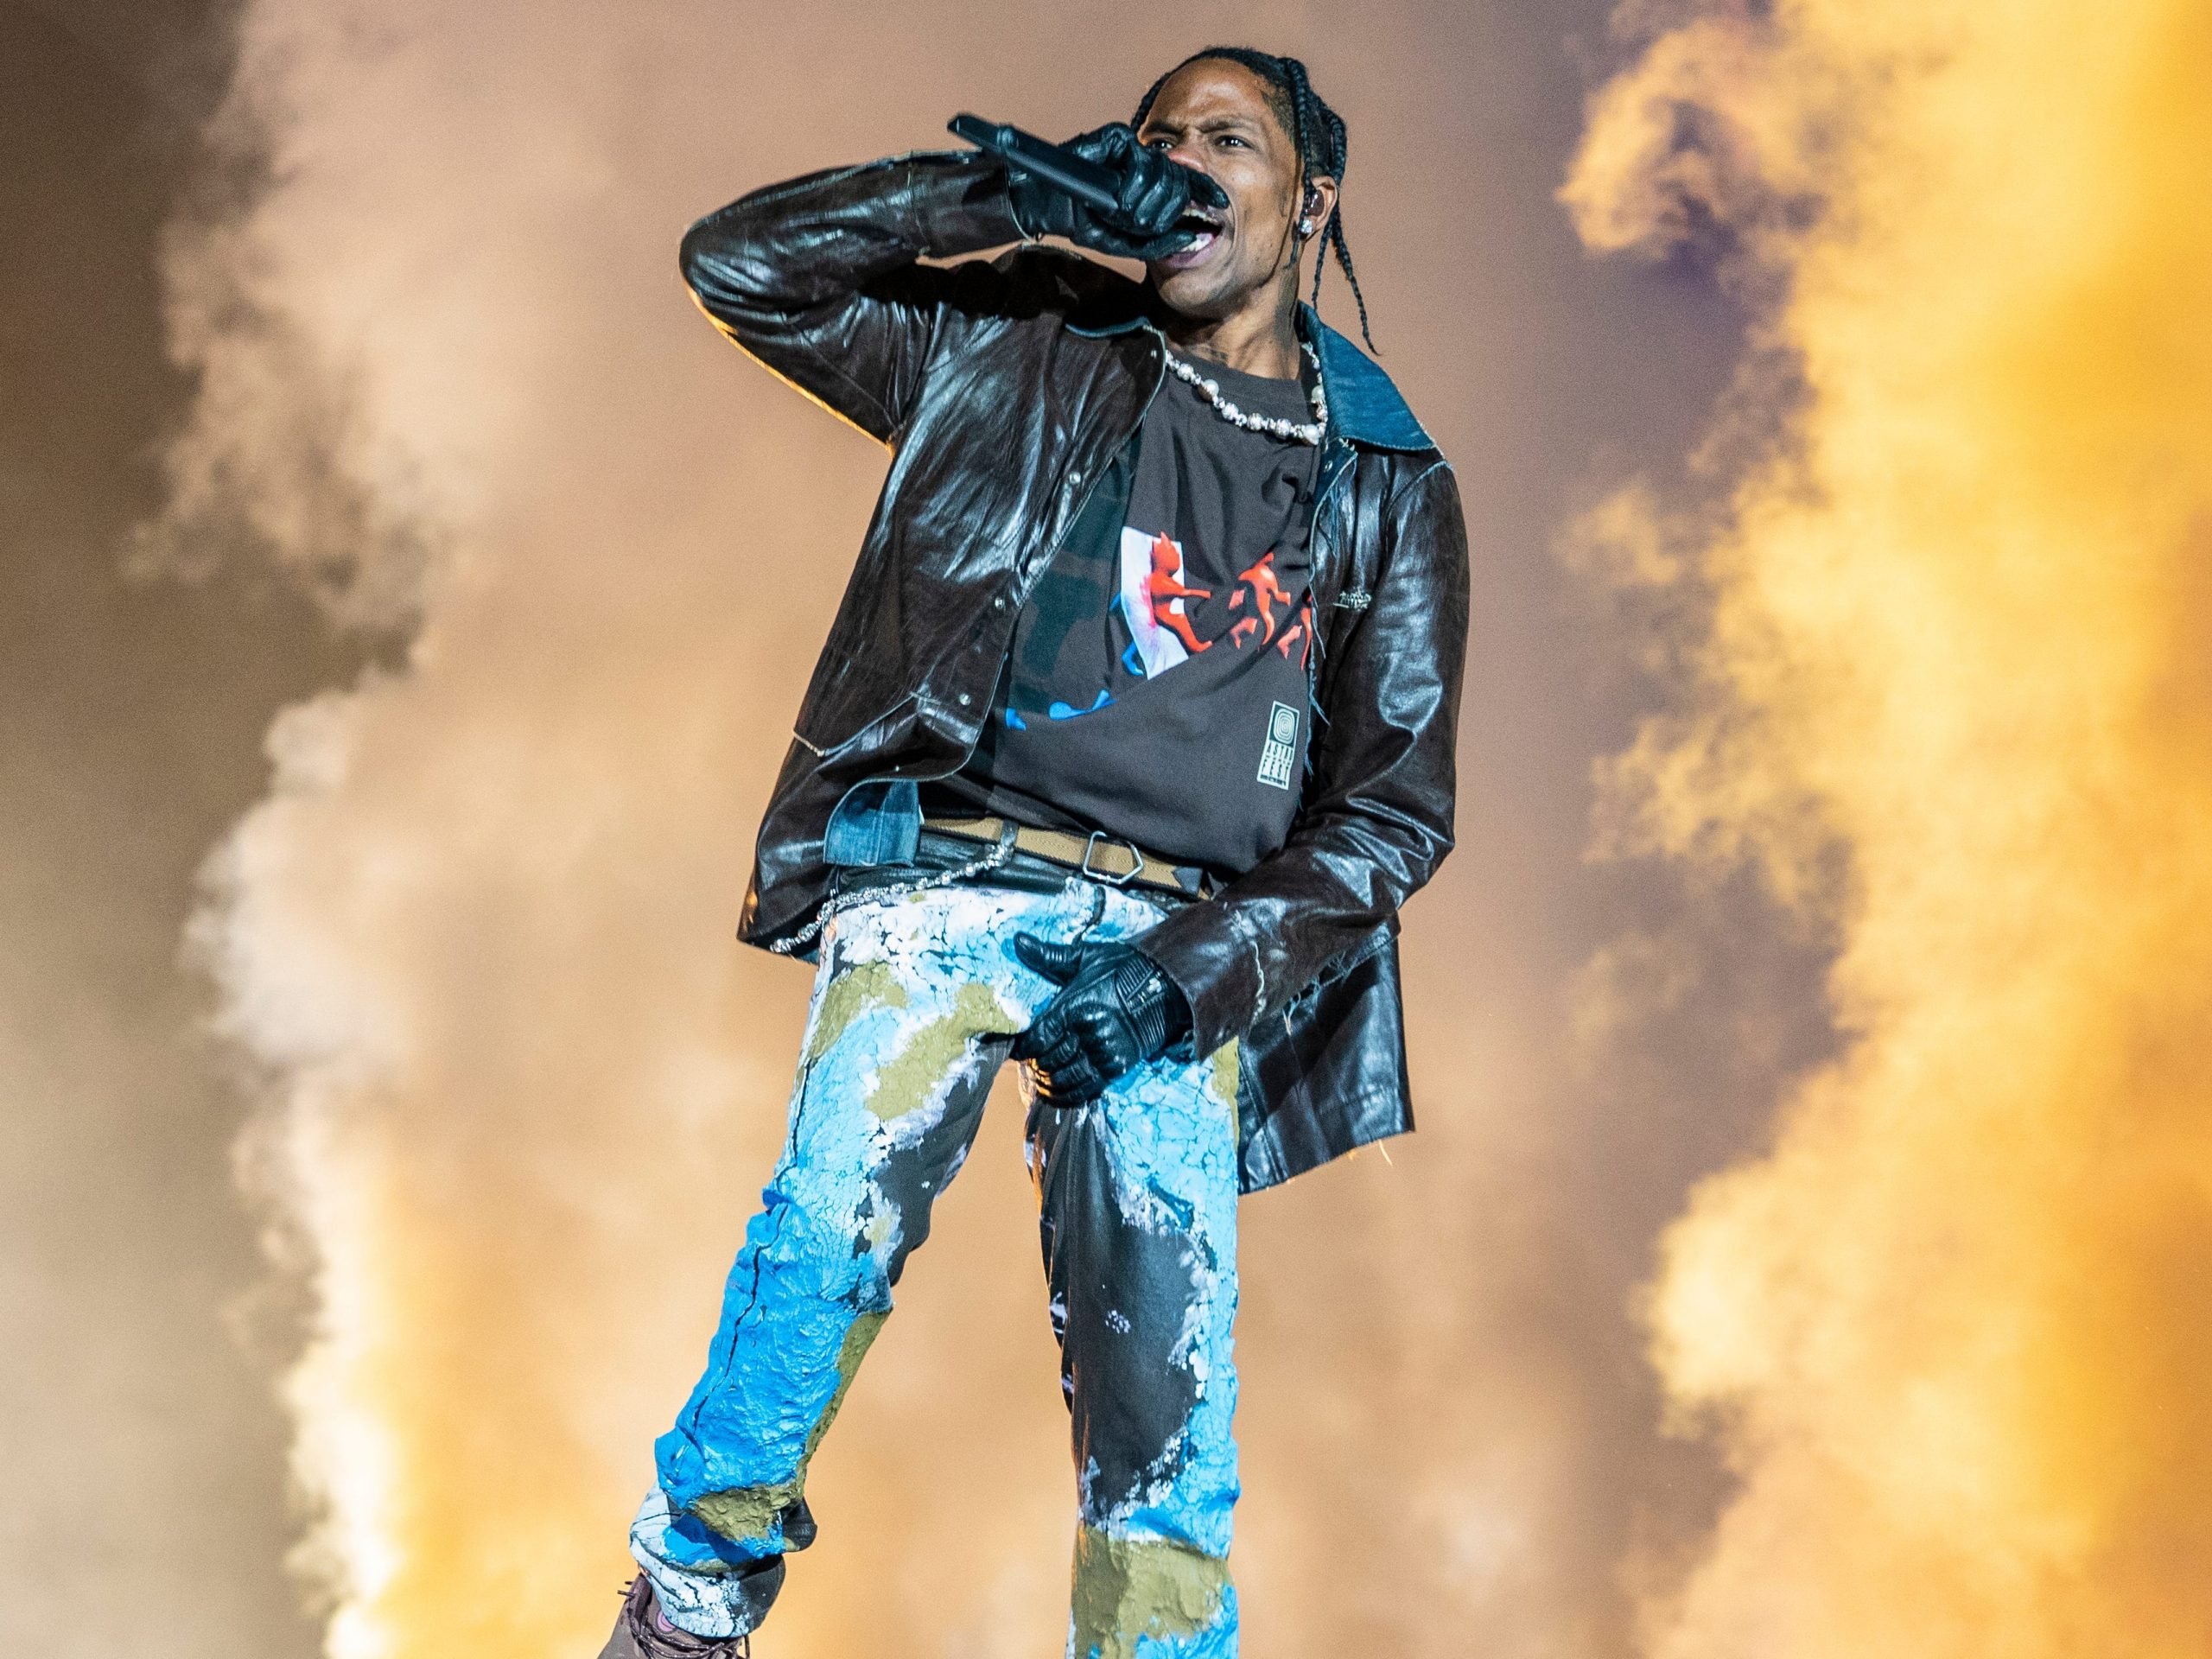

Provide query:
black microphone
left=947, top=114, right=1122, bottom=213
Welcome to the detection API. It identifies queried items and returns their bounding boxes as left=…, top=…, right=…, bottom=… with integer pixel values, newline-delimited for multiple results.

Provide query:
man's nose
left=1165, top=144, right=1228, bottom=208
left=1166, top=141, right=1211, bottom=178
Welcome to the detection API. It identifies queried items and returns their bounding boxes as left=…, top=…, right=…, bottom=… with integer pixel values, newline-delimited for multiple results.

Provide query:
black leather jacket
left=683, top=149, right=1468, bottom=1192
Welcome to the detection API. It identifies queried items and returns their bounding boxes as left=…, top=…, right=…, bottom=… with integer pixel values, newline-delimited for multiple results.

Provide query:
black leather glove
left=1009, top=933, right=1194, bottom=1107
left=1003, top=124, right=1230, bottom=264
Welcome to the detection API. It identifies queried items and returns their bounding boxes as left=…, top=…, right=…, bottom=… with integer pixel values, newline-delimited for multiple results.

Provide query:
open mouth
left=1163, top=206, right=1226, bottom=264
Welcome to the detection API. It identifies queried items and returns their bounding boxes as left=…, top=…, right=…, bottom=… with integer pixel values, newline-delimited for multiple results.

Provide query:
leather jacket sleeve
left=678, top=149, right=1027, bottom=442
left=1135, top=458, right=1470, bottom=1056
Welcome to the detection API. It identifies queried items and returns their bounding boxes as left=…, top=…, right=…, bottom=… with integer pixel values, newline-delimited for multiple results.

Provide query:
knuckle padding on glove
left=1039, top=1039, right=1087, bottom=1077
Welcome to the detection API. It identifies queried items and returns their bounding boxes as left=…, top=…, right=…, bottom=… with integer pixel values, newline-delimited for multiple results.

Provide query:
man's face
left=1135, top=60, right=1331, bottom=323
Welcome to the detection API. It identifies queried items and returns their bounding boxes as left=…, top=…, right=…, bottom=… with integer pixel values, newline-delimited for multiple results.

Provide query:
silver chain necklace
left=1161, top=340, right=1329, bottom=445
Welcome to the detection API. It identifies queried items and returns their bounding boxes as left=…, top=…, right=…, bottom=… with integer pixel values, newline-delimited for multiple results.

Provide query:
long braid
left=1131, top=47, right=1378, bottom=352
left=1275, top=57, right=1374, bottom=352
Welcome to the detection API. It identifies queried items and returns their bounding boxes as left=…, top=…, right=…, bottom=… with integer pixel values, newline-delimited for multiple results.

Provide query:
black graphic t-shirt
left=928, top=350, right=1325, bottom=874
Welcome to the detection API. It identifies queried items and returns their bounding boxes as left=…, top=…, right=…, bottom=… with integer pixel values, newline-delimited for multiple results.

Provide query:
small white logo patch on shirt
left=1258, top=702, right=1300, bottom=789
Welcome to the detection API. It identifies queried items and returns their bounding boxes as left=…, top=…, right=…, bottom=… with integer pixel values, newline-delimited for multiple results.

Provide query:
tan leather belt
left=923, top=815, right=1213, bottom=899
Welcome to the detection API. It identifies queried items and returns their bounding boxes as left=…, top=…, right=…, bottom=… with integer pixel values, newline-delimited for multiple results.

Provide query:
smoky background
left=2, top=2, right=1827, bottom=1656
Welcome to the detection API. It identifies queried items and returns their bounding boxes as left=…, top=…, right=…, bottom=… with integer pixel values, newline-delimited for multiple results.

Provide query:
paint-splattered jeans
left=631, top=876, right=1242, bottom=1656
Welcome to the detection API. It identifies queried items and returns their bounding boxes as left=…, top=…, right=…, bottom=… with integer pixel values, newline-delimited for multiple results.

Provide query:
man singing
left=603, top=44, right=1468, bottom=1659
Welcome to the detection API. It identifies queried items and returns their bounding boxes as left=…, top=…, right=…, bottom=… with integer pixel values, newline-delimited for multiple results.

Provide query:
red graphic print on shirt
left=1274, top=595, right=1313, bottom=668
left=1144, top=532, right=1213, bottom=655
left=1226, top=553, right=1294, bottom=648
left=1124, top=530, right=1308, bottom=681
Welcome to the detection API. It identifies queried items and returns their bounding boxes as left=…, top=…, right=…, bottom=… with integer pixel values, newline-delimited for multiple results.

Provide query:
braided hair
left=1131, top=47, right=1376, bottom=352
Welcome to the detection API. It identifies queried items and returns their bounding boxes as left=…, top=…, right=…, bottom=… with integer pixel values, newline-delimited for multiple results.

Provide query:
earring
left=1299, top=218, right=1315, bottom=236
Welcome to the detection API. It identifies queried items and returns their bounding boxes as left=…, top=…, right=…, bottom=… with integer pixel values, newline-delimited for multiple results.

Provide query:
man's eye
left=1216, top=135, right=1248, bottom=149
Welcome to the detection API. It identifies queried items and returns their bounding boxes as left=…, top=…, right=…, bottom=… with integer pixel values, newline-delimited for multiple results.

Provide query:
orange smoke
left=1564, top=1, right=2212, bottom=1654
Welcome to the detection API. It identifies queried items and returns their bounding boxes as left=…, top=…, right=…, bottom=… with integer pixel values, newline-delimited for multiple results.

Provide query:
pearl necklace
left=1161, top=340, right=1329, bottom=445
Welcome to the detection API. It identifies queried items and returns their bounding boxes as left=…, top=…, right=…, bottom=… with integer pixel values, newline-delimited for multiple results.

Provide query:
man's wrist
left=1001, top=165, right=1065, bottom=245
left=1122, top=945, right=1194, bottom=1059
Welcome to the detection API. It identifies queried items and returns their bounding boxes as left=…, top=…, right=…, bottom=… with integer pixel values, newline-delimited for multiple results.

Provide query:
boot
left=596, top=1569, right=779, bottom=1659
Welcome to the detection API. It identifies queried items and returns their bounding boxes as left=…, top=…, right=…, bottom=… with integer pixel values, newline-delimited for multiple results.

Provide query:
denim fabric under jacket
left=680, top=149, right=1470, bottom=1193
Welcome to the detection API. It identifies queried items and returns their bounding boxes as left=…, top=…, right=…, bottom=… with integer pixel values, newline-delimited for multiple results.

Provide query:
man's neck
left=1161, top=285, right=1302, bottom=380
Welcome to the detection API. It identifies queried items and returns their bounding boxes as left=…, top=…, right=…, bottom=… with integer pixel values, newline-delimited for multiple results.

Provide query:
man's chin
left=1147, top=266, right=1238, bottom=321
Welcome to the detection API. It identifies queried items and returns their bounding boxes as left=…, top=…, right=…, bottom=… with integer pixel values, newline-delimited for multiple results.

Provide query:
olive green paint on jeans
left=805, top=962, right=906, bottom=1066
left=1068, top=1527, right=1230, bottom=1659
left=690, top=1310, right=888, bottom=1544
left=802, top=1308, right=887, bottom=1459
left=864, top=980, right=1017, bottom=1122
left=690, top=1476, right=801, bottom=1549
left=1208, top=1039, right=1239, bottom=1111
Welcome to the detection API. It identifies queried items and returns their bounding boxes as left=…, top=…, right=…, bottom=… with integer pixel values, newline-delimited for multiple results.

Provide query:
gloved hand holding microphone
left=953, top=114, right=1231, bottom=264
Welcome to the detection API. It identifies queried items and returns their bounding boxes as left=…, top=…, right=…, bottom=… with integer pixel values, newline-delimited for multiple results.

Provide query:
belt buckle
left=1078, top=829, right=1144, bottom=887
